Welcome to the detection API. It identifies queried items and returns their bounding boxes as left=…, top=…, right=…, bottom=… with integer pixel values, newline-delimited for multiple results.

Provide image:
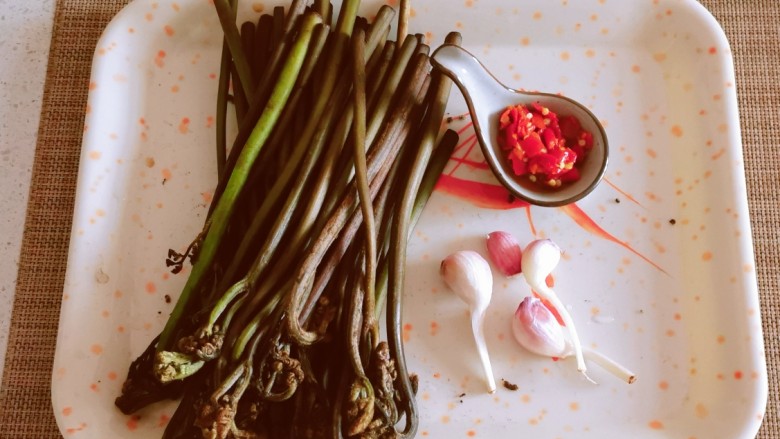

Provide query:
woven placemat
left=0, top=0, right=777, bottom=437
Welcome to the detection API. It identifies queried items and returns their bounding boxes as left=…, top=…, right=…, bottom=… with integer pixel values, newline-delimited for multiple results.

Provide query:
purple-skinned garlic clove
left=512, top=296, right=568, bottom=358
left=486, top=231, right=523, bottom=277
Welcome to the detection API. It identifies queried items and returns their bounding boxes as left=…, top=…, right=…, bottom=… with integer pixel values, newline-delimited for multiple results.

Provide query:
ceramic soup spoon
left=431, top=44, right=609, bottom=207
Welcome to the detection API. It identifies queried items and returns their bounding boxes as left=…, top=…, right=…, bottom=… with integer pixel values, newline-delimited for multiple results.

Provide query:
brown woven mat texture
left=0, top=0, right=777, bottom=437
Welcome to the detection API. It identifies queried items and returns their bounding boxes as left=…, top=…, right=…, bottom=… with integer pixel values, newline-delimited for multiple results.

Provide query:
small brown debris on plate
left=502, top=379, right=519, bottom=391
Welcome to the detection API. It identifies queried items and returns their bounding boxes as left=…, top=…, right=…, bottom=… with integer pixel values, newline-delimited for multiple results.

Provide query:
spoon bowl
left=431, top=44, right=609, bottom=207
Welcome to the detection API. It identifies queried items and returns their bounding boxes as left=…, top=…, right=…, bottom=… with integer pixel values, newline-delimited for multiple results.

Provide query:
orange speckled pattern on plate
left=40, top=0, right=766, bottom=438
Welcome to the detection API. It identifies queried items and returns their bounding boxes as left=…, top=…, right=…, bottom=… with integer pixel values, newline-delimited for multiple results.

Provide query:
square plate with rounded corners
left=52, top=0, right=766, bottom=437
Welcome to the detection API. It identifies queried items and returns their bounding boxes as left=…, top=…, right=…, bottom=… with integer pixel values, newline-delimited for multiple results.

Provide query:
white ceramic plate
left=52, top=0, right=767, bottom=437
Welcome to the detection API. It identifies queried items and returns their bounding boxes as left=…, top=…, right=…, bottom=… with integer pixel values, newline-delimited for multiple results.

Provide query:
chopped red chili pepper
left=497, top=103, right=592, bottom=188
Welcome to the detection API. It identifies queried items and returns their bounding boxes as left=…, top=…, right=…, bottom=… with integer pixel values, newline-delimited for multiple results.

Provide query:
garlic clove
left=440, top=250, right=496, bottom=393
left=512, top=296, right=568, bottom=358
left=521, top=239, right=561, bottom=286
left=440, top=251, right=493, bottom=313
left=486, top=231, right=523, bottom=277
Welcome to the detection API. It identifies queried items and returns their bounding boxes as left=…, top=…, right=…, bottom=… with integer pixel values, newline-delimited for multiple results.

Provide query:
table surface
left=0, top=0, right=56, bottom=379
left=0, top=0, right=778, bottom=438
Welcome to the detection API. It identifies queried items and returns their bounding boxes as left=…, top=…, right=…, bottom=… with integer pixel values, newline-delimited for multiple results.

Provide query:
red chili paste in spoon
left=498, top=103, right=593, bottom=188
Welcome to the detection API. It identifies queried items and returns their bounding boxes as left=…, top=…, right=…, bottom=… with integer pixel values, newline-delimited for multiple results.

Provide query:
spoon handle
left=430, top=44, right=510, bottom=106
